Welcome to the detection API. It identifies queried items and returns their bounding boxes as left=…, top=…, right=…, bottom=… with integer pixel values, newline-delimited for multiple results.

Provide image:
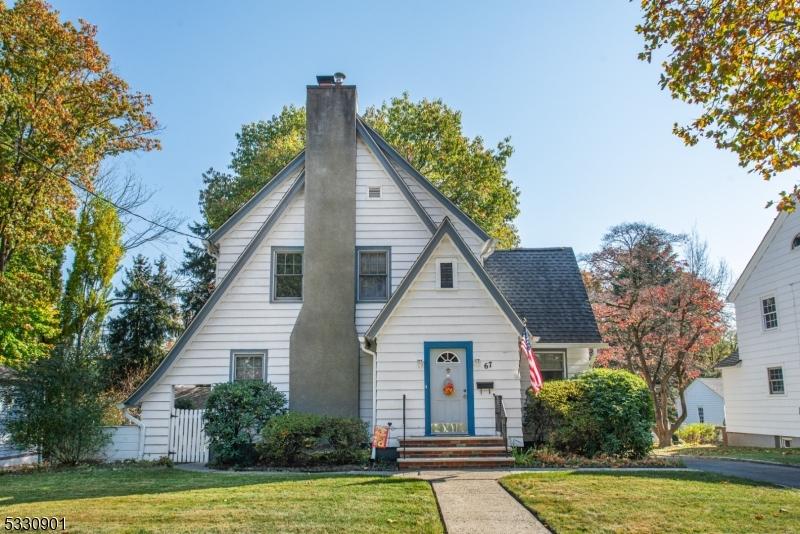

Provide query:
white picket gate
left=168, top=408, right=209, bottom=463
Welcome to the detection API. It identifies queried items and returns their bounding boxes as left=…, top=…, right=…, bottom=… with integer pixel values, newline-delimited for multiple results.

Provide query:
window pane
left=538, top=352, right=565, bottom=380
left=275, top=252, right=302, bottom=299
left=762, top=297, right=778, bottom=329
left=359, top=251, right=388, bottom=300
left=768, top=367, right=784, bottom=394
left=234, top=355, right=263, bottom=381
left=439, top=262, right=454, bottom=288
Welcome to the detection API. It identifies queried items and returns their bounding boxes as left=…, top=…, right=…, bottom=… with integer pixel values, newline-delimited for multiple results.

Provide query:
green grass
left=654, top=444, right=800, bottom=466
left=501, top=471, right=799, bottom=534
left=0, top=466, right=443, bottom=533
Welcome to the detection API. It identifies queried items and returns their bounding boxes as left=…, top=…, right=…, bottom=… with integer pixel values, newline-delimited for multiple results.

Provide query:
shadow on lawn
left=555, top=469, right=790, bottom=489
left=0, top=467, right=408, bottom=506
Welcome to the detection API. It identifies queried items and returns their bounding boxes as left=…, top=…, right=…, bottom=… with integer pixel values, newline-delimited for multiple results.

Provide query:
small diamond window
left=436, top=352, right=460, bottom=363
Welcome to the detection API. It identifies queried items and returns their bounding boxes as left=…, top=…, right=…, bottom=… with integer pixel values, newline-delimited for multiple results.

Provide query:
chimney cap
left=316, top=73, right=346, bottom=86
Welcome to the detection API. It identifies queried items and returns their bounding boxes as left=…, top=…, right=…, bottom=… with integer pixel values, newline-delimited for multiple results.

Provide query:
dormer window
left=367, top=186, right=382, bottom=199
left=792, top=234, right=800, bottom=250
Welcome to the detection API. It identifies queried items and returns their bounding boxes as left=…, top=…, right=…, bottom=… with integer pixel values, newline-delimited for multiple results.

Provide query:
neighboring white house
left=721, top=210, right=800, bottom=448
left=121, top=76, right=604, bottom=464
left=678, top=378, right=725, bottom=426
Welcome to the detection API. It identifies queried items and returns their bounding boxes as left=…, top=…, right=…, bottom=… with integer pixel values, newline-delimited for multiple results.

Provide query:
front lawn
left=501, top=471, right=799, bottom=534
left=0, top=465, right=443, bottom=533
left=654, top=444, right=800, bottom=466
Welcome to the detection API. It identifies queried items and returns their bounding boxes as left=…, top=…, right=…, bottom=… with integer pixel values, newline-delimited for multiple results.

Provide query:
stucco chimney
left=289, top=77, right=359, bottom=417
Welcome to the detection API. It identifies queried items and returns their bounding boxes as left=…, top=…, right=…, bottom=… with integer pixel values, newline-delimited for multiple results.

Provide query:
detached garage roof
left=484, top=248, right=603, bottom=344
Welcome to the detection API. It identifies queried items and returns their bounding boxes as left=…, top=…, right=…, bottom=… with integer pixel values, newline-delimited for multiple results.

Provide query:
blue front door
left=424, top=342, right=474, bottom=435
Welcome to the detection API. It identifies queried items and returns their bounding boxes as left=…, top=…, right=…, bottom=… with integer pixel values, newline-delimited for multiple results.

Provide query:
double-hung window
left=538, top=351, right=566, bottom=381
left=762, top=296, right=778, bottom=330
left=357, top=248, right=390, bottom=302
left=768, top=367, right=785, bottom=394
left=231, top=351, right=266, bottom=382
left=272, top=248, right=303, bottom=301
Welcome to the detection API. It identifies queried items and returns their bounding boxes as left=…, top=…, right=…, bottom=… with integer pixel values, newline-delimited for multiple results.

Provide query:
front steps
left=397, top=436, right=514, bottom=470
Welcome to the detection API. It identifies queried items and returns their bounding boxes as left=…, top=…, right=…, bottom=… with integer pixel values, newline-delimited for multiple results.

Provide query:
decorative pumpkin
left=442, top=379, right=455, bottom=397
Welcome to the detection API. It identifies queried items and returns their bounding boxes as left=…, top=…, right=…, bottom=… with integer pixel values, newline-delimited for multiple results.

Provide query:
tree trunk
left=651, top=387, right=674, bottom=448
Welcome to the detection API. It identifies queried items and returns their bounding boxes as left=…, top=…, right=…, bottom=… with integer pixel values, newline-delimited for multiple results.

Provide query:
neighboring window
left=272, top=248, right=303, bottom=301
left=436, top=352, right=460, bottom=363
left=368, top=186, right=382, bottom=199
left=782, top=437, right=793, bottom=448
left=436, top=259, right=457, bottom=289
left=762, top=297, right=778, bottom=330
left=538, top=351, right=566, bottom=381
left=357, top=248, right=389, bottom=301
left=792, top=234, right=800, bottom=249
left=232, top=351, right=266, bottom=382
left=697, top=407, right=705, bottom=423
left=768, top=367, right=785, bottom=394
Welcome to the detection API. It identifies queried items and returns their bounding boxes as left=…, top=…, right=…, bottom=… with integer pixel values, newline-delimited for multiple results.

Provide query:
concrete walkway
left=682, top=457, right=800, bottom=488
left=406, top=470, right=550, bottom=534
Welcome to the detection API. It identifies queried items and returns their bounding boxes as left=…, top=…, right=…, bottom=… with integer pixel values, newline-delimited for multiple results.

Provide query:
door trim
left=424, top=341, right=474, bottom=436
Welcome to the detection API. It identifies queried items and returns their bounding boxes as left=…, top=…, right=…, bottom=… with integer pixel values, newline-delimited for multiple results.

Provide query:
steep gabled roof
left=358, top=118, right=492, bottom=242
left=125, top=173, right=306, bottom=406
left=364, top=217, right=524, bottom=341
left=484, top=248, right=603, bottom=344
left=207, top=151, right=306, bottom=245
left=727, top=212, right=787, bottom=302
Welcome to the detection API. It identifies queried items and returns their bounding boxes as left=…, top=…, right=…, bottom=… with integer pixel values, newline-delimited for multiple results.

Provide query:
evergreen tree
left=179, top=221, right=216, bottom=326
left=104, top=255, right=182, bottom=388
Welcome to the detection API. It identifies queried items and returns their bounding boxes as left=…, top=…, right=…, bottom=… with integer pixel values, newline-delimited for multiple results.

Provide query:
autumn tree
left=200, top=95, right=520, bottom=247
left=637, top=0, right=800, bottom=210
left=0, top=0, right=159, bottom=367
left=60, top=196, right=124, bottom=352
left=585, top=223, right=726, bottom=447
left=104, top=256, right=181, bottom=390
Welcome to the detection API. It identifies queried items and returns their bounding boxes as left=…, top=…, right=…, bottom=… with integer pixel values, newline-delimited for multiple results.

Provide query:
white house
left=122, top=76, right=603, bottom=467
left=679, top=378, right=725, bottom=426
left=721, top=210, right=800, bottom=448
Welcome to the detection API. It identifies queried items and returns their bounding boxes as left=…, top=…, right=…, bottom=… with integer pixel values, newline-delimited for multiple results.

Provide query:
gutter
left=118, top=404, right=146, bottom=460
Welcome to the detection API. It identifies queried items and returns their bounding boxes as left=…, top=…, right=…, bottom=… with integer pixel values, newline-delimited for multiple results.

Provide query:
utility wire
left=0, top=136, right=202, bottom=241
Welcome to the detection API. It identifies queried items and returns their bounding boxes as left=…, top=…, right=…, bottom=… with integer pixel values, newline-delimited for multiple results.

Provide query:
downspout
left=361, top=339, right=378, bottom=442
left=118, top=404, right=146, bottom=460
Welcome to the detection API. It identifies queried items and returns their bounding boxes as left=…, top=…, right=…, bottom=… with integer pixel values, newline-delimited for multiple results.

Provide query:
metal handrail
left=401, top=394, right=407, bottom=458
left=493, top=394, right=509, bottom=452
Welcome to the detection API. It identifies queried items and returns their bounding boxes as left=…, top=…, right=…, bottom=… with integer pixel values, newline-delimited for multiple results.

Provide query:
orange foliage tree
left=584, top=223, right=726, bottom=447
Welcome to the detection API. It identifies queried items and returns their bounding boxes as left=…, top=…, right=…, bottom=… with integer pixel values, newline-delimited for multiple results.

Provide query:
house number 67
left=483, top=361, right=492, bottom=369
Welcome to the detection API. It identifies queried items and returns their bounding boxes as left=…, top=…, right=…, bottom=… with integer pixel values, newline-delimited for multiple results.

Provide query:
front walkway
left=682, top=457, right=800, bottom=488
left=401, top=470, right=550, bottom=534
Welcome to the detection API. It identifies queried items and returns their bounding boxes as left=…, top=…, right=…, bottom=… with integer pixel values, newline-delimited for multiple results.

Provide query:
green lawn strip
left=500, top=471, right=799, bottom=534
left=654, top=445, right=800, bottom=466
left=0, top=466, right=443, bottom=533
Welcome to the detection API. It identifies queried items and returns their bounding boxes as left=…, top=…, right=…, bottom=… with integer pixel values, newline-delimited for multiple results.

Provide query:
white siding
left=726, top=211, right=800, bottom=439
left=374, top=236, right=523, bottom=446
left=99, top=426, right=141, bottom=462
left=215, top=173, right=301, bottom=281
left=138, top=190, right=305, bottom=459
left=355, top=139, right=434, bottom=335
left=679, top=380, right=725, bottom=425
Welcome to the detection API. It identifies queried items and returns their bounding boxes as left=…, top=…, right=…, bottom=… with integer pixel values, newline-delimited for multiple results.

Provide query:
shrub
left=257, top=412, right=368, bottom=467
left=5, top=349, right=110, bottom=465
left=675, top=422, right=717, bottom=445
left=523, top=369, right=655, bottom=458
left=203, top=381, right=287, bottom=467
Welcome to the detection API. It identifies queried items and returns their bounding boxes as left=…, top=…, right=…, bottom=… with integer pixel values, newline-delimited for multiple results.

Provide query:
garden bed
left=513, top=447, right=683, bottom=468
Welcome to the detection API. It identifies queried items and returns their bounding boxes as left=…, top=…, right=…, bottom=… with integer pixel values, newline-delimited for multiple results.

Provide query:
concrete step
left=398, top=456, right=515, bottom=470
left=400, top=436, right=506, bottom=448
left=400, top=446, right=508, bottom=458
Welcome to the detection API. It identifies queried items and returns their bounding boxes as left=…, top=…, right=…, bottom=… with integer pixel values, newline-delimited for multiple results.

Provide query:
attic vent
left=368, top=186, right=382, bottom=199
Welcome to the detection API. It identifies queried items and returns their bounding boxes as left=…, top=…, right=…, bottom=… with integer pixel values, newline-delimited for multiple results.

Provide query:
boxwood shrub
left=524, top=369, right=654, bottom=458
left=203, top=381, right=287, bottom=467
left=257, top=412, right=368, bottom=467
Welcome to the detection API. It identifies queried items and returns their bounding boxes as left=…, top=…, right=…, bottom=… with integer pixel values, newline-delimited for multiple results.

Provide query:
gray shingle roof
left=484, top=248, right=602, bottom=344
left=715, top=349, right=741, bottom=368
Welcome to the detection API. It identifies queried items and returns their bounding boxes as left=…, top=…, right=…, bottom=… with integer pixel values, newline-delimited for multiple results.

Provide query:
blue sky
left=50, top=0, right=797, bottom=282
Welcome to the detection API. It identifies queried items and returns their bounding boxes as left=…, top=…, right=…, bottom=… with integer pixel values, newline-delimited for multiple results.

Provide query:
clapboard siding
left=724, top=211, right=800, bottom=439
left=679, top=380, right=725, bottom=425
left=374, top=236, right=523, bottom=447
left=99, top=426, right=141, bottom=461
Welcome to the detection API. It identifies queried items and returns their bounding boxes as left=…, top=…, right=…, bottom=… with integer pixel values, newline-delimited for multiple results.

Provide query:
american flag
left=520, top=329, right=543, bottom=394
